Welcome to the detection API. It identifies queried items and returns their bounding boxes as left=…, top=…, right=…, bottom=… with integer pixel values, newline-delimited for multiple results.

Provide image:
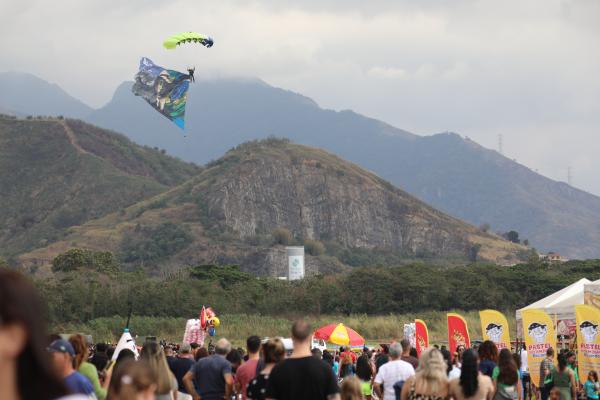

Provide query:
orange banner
left=447, top=313, right=471, bottom=353
left=415, top=319, right=429, bottom=357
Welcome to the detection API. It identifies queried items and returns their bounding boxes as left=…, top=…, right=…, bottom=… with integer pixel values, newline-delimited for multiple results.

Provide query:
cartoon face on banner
left=528, top=322, right=549, bottom=344
left=580, top=321, right=599, bottom=344
left=486, top=323, right=503, bottom=343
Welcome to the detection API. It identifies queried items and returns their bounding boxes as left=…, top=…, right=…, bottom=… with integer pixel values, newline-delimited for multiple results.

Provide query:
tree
left=523, top=239, right=529, bottom=247
left=479, top=223, right=491, bottom=233
left=52, top=248, right=119, bottom=273
left=505, top=230, right=520, bottom=244
left=272, top=228, right=293, bottom=245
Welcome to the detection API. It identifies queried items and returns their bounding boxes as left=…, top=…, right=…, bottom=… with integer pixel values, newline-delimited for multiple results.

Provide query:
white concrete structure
left=286, top=246, right=305, bottom=280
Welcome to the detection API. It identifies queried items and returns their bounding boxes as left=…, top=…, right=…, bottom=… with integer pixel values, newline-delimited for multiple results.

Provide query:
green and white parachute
left=163, top=32, right=214, bottom=49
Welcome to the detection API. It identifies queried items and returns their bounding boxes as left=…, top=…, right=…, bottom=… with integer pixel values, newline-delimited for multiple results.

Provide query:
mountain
left=86, top=79, right=600, bottom=259
left=17, top=138, right=525, bottom=275
left=0, top=116, right=200, bottom=257
left=0, top=72, right=93, bottom=118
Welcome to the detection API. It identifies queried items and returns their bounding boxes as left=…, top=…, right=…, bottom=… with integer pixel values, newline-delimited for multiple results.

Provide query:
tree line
left=24, top=251, right=600, bottom=325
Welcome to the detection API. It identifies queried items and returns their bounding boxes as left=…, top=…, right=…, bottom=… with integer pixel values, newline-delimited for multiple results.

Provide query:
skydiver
left=187, top=67, right=195, bottom=83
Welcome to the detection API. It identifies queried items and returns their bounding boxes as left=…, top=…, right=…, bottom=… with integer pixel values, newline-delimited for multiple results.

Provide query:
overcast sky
left=1, top=0, right=599, bottom=195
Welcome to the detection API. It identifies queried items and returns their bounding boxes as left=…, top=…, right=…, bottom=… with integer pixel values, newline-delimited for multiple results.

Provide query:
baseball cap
left=47, top=339, right=75, bottom=357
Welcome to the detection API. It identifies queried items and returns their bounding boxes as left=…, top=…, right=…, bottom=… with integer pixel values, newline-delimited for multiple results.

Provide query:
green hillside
left=18, top=138, right=526, bottom=274
left=0, top=116, right=200, bottom=257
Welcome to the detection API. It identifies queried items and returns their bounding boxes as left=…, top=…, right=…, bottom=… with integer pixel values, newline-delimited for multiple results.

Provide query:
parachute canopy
left=163, top=32, right=214, bottom=49
left=132, top=57, right=190, bottom=130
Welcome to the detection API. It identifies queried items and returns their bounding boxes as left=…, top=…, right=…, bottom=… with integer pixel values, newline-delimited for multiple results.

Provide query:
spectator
left=400, top=339, right=419, bottom=370
left=169, top=342, right=195, bottom=400
left=266, top=320, right=340, bottom=400
left=400, top=348, right=449, bottom=400
left=48, top=339, right=96, bottom=398
left=107, top=359, right=157, bottom=400
left=340, top=353, right=355, bottom=378
left=195, top=347, right=209, bottom=362
left=164, top=345, right=176, bottom=370
left=341, top=376, right=364, bottom=400
left=140, top=341, right=178, bottom=400
left=70, top=333, right=109, bottom=400
left=492, top=349, right=522, bottom=400
left=313, top=348, right=324, bottom=359
left=376, top=344, right=390, bottom=372
left=236, top=335, right=262, bottom=400
left=449, top=349, right=494, bottom=400
left=0, top=269, right=70, bottom=400
left=584, top=371, right=599, bottom=400
left=549, top=353, right=576, bottom=400
left=341, top=346, right=358, bottom=364
left=409, top=348, right=418, bottom=359
left=539, top=347, right=555, bottom=400
left=90, top=343, right=109, bottom=372
left=247, top=338, right=285, bottom=400
left=190, top=342, right=200, bottom=358
left=374, top=342, right=416, bottom=400
left=478, top=341, right=499, bottom=378
left=333, top=356, right=341, bottom=377
left=183, top=338, right=234, bottom=400
left=356, top=354, right=373, bottom=400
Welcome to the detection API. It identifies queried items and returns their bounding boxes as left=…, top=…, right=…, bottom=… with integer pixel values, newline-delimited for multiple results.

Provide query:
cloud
left=0, top=0, right=599, bottom=195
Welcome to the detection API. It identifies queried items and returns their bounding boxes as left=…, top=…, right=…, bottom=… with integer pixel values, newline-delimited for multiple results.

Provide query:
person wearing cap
left=169, top=342, right=196, bottom=400
left=48, top=339, right=97, bottom=399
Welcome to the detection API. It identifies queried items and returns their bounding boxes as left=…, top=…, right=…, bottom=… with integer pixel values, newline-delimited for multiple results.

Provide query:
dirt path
left=58, top=119, right=90, bottom=155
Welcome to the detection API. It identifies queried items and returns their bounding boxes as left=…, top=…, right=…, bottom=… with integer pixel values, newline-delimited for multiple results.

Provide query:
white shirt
left=520, top=350, right=528, bottom=372
left=375, top=359, right=416, bottom=400
left=449, top=366, right=461, bottom=380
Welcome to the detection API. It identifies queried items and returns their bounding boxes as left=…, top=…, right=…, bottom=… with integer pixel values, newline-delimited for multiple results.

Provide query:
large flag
left=447, top=313, right=471, bottom=354
left=132, top=57, right=190, bottom=129
left=480, top=309, right=511, bottom=350
left=575, top=305, right=600, bottom=383
left=415, top=319, right=429, bottom=357
left=522, top=309, right=556, bottom=386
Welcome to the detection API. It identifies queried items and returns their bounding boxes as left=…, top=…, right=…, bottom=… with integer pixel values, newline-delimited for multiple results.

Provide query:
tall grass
left=51, top=310, right=517, bottom=347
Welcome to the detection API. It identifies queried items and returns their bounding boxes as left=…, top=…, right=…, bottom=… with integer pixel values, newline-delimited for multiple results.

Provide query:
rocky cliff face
left=198, top=141, right=469, bottom=258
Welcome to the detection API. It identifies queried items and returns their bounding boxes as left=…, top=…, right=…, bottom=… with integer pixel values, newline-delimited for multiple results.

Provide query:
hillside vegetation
left=0, top=116, right=200, bottom=257
left=17, top=138, right=526, bottom=274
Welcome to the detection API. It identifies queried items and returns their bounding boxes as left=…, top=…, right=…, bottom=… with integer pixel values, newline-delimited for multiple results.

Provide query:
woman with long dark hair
left=492, top=349, right=522, bottom=400
left=478, top=341, right=499, bottom=378
left=550, top=353, right=576, bottom=400
left=356, top=354, right=373, bottom=400
left=0, top=269, right=70, bottom=400
left=449, top=349, right=494, bottom=400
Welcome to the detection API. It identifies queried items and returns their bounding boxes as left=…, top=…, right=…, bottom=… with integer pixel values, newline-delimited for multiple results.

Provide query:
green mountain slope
left=0, top=116, right=200, bottom=257
left=18, top=139, right=526, bottom=275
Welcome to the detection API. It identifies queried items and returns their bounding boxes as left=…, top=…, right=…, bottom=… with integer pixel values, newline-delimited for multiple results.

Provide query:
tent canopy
left=516, top=278, right=598, bottom=321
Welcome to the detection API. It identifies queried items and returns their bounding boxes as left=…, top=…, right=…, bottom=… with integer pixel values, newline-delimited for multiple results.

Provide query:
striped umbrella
left=314, top=323, right=365, bottom=346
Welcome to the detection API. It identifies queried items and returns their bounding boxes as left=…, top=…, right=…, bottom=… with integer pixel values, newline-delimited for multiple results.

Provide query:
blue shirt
left=585, top=381, right=599, bottom=399
left=65, top=371, right=96, bottom=398
left=191, top=354, right=232, bottom=400
left=479, top=359, right=497, bottom=378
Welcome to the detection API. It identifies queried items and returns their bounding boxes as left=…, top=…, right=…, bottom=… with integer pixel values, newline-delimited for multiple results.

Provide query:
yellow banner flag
left=522, top=309, right=557, bottom=387
left=480, top=310, right=511, bottom=350
left=575, top=305, right=600, bottom=383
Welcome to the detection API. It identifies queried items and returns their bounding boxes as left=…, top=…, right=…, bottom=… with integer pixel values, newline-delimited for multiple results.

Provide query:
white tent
left=516, top=278, right=600, bottom=322
left=112, top=328, right=139, bottom=361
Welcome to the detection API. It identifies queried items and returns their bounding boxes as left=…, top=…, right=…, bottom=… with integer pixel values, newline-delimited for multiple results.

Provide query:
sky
left=1, top=0, right=599, bottom=195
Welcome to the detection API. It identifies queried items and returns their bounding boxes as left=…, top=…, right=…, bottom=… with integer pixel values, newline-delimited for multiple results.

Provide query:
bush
left=304, top=239, right=325, bottom=256
left=272, top=228, right=293, bottom=246
left=52, top=248, right=119, bottom=273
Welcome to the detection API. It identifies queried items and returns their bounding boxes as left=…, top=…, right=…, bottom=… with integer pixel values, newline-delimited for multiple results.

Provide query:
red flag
left=447, top=313, right=471, bottom=354
left=200, top=305, right=207, bottom=329
left=415, top=319, right=429, bottom=357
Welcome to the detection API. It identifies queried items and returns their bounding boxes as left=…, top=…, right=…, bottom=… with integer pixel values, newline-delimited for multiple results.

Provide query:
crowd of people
left=2, top=268, right=600, bottom=400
